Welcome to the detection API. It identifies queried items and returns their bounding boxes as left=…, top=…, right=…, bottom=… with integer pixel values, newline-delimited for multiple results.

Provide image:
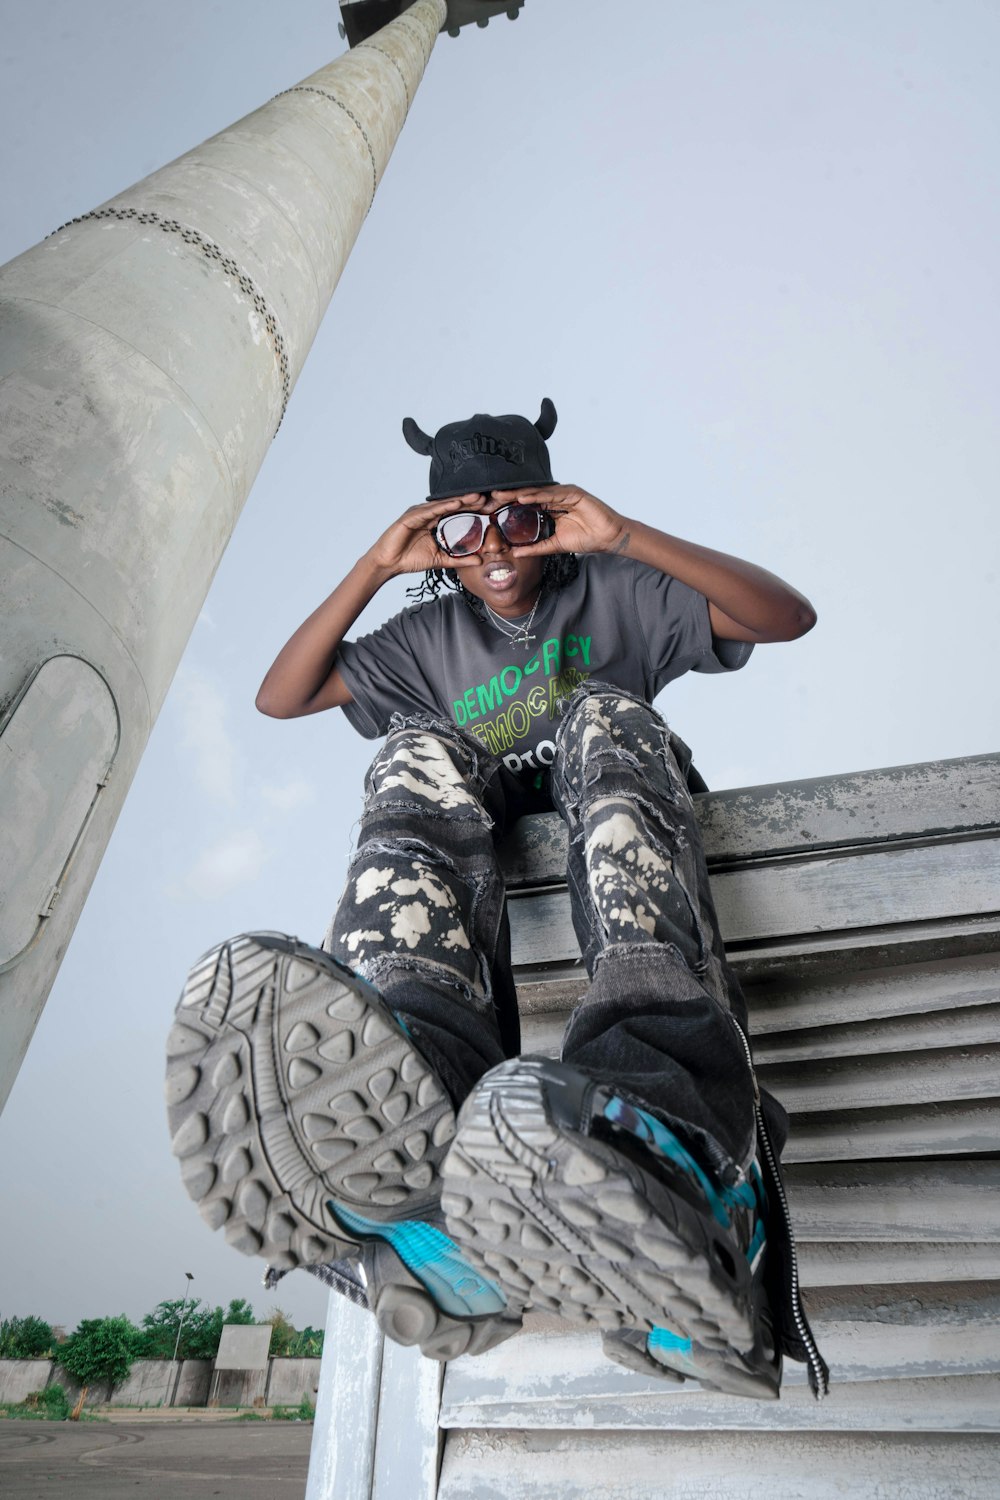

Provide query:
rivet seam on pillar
left=356, top=43, right=412, bottom=112
left=275, top=86, right=378, bottom=208
left=395, top=14, right=437, bottom=63
left=47, top=207, right=291, bottom=432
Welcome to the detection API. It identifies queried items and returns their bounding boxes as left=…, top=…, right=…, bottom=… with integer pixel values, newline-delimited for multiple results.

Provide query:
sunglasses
left=434, top=503, right=555, bottom=558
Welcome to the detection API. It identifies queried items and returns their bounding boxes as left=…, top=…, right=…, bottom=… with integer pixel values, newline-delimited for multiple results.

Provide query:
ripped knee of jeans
left=583, top=797, right=713, bottom=969
left=558, top=678, right=662, bottom=727
left=327, top=834, right=500, bottom=1003
left=554, top=704, right=688, bottom=827
left=359, top=951, right=494, bottom=1012
left=557, top=684, right=669, bottom=769
left=366, top=721, right=497, bottom=825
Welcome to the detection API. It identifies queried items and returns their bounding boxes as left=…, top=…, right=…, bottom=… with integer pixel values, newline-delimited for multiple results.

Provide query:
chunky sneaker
left=602, top=1298, right=782, bottom=1399
left=441, top=1056, right=766, bottom=1360
left=603, top=1154, right=782, bottom=1399
left=265, top=1221, right=518, bottom=1360
left=166, top=933, right=521, bottom=1360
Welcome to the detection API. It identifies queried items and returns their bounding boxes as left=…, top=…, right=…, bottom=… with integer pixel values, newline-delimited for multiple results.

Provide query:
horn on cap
left=535, top=398, right=557, bottom=441
left=402, top=417, right=434, bottom=455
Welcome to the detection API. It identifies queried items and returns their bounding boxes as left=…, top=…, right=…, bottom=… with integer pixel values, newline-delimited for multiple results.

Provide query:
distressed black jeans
left=325, top=683, right=768, bottom=1182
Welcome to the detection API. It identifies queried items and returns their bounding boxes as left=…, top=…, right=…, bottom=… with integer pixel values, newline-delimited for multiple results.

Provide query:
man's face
left=442, top=493, right=546, bottom=617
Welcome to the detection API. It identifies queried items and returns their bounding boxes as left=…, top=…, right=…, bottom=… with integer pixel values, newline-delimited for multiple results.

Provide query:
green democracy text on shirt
left=451, top=634, right=592, bottom=727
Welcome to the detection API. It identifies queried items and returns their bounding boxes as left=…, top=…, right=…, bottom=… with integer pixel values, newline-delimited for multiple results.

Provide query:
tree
left=138, top=1296, right=257, bottom=1361
left=140, top=1298, right=212, bottom=1360
left=263, top=1306, right=296, bottom=1358
left=0, top=1314, right=55, bottom=1358
left=260, top=1307, right=323, bottom=1358
left=223, top=1298, right=255, bottom=1326
left=58, top=1316, right=143, bottom=1398
left=287, top=1325, right=324, bottom=1358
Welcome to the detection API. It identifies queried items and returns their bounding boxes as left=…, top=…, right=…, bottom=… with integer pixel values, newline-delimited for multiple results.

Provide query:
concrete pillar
left=0, top=0, right=449, bottom=1111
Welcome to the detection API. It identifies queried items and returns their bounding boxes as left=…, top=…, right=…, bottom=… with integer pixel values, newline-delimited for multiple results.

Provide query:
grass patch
left=224, top=1397, right=315, bottom=1423
left=0, top=1385, right=90, bottom=1421
left=271, top=1397, right=315, bottom=1422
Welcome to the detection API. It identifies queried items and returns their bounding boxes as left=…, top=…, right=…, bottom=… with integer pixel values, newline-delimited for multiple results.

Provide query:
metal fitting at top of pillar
left=0, top=0, right=450, bottom=1111
left=338, top=1, right=524, bottom=46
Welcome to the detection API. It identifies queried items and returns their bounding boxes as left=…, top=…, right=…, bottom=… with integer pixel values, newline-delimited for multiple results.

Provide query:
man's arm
left=496, top=485, right=817, bottom=643
left=611, top=520, right=816, bottom=642
left=256, top=494, right=479, bottom=718
left=255, top=556, right=385, bottom=718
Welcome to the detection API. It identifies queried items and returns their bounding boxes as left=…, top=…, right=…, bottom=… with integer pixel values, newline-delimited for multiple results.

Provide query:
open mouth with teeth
left=462, top=548, right=545, bottom=615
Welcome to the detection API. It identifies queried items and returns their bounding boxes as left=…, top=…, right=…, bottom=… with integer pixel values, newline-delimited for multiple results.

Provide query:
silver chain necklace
left=483, top=588, right=543, bottom=648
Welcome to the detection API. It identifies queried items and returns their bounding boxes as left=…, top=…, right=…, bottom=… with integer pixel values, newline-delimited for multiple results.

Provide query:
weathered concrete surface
left=85, top=1359, right=213, bottom=1410
left=0, top=1419, right=311, bottom=1499
left=211, top=1368, right=268, bottom=1409
left=0, top=0, right=449, bottom=1111
left=0, top=1357, right=313, bottom=1409
left=496, top=752, right=1000, bottom=884
left=266, top=1356, right=321, bottom=1405
left=214, top=1324, right=272, bottom=1371
left=306, top=1291, right=383, bottom=1500
left=0, top=1360, right=51, bottom=1405
left=209, top=1324, right=276, bottom=1408
left=438, top=1429, right=1000, bottom=1500
left=170, top=1359, right=213, bottom=1408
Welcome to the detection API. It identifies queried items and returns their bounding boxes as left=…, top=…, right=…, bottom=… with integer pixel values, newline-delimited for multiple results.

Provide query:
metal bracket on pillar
left=339, top=1, right=525, bottom=47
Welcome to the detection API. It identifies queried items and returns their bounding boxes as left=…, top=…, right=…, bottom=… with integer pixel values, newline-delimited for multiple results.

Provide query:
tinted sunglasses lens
left=498, top=505, right=543, bottom=545
left=437, top=514, right=487, bottom=555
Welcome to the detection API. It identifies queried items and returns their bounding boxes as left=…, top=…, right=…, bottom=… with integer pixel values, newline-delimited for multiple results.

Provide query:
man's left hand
left=490, top=485, right=629, bottom=557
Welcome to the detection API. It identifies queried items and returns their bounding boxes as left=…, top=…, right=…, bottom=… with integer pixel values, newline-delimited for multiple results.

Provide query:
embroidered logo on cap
left=449, top=432, right=526, bottom=471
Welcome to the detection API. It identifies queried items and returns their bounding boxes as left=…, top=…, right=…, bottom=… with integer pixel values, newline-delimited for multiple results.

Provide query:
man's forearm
left=614, top=520, right=817, bottom=641
left=255, top=554, right=393, bottom=718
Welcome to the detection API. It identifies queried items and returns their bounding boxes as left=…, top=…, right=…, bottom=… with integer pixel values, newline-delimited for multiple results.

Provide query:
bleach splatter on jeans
left=324, top=683, right=786, bottom=1185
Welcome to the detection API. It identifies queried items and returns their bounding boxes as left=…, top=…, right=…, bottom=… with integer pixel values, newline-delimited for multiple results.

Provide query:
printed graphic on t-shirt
left=337, top=556, right=750, bottom=785
left=451, top=633, right=592, bottom=774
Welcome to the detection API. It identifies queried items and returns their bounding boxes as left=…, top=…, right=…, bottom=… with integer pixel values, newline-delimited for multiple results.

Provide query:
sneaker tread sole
left=371, top=1278, right=520, bottom=1361
left=602, top=1328, right=780, bottom=1399
left=442, top=1060, right=755, bottom=1349
left=166, top=933, right=456, bottom=1271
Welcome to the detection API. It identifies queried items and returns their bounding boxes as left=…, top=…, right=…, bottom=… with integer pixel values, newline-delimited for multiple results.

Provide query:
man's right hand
left=256, top=494, right=485, bottom=719
left=367, top=494, right=484, bottom=577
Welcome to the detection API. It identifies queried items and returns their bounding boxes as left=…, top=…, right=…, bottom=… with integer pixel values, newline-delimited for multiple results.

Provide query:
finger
left=505, top=536, right=565, bottom=560
left=434, top=492, right=481, bottom=508
left=490, top=485, right=559, bottom=505
left=409, top=493, right=478, bottom=519
left=492, top=487, right=579, bottom=512
left=397, top=494, right=478, bottom=534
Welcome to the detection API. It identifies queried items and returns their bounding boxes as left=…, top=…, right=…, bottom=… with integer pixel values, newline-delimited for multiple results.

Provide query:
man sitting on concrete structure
left=166, top=400, right=829, bottom=1399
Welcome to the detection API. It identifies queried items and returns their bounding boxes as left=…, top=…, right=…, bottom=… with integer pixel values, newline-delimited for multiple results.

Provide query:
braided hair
left=405, top=553, right=580, bottom=615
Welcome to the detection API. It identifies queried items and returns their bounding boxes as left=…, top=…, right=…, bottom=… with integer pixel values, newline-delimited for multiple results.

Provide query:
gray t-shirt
left=337, top=554, right=752, bottom=781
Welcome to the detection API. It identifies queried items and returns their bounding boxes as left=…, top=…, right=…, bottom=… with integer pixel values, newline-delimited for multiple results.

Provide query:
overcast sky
left=1, top=0, right=998, bottom=1333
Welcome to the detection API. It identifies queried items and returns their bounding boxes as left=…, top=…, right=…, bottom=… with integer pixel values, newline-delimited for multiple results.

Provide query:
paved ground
left=0, top=1418, right=312, bottom=1498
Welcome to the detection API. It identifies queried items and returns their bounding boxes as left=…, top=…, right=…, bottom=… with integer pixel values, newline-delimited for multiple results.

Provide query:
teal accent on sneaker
left=602, top=1095, right=760, bottom=1232
left=745, top=1162, right=767, bottom=1272
left=637, top=1143, right=769, bottom=1370
left=331, top=1204, right=507, bottom=1319
left=649, top=1326, right=692, bottom=1356
left=646, top=1325, right=701, bottom=1378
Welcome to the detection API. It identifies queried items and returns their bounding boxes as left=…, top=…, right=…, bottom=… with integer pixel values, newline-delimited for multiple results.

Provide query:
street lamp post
left=170, top=1272, right=194, bottom=1368
left=170, top=1272, right=194, bottom=1406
